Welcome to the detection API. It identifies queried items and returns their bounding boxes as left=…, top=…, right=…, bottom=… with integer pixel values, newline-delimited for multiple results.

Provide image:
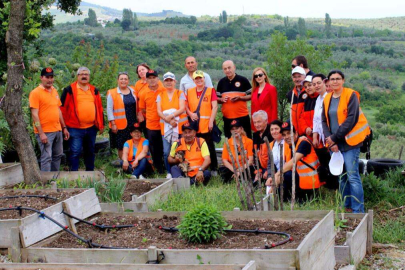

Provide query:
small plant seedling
left=142, top=237, right=148, bottom=243
left=177, top=204, right=228, bottom=244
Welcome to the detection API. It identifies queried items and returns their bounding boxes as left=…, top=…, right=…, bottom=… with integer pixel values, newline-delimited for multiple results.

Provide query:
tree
left=222, top=10, right=227, bottom=23
left=219, top=13, right=223, bottom=23
left=297, top=18, right=306, bottom=37
left=1, top=0, right=81, bottom=184
left=267, top=32, right=333, bottom=120
left=325, top=13, right=332, bottom=38
left=121, top=19, right=131, bottom=31
left=84, top=8, right=98, bottom=27
left=284, top=16, right=289, bottom=28
left=133, top=12, right=139, bottom=30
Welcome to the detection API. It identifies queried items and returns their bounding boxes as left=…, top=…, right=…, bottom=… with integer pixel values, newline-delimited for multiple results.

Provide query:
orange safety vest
left=126, top=138, right=152, bottom=165
left=295, top=136, right=322, bottom=190
left=323, top=88, right=370, bottom=146
left=176, top=137, right=205, bottom=177
left=159, top=89, right=188, bottom=135
left=257, top=140, right=291, bottom=170
left=186, top=87, right=213, bottom=133
left=224, top=135, right=252, bottom=167
left=107, top=87, right=137, bottom=130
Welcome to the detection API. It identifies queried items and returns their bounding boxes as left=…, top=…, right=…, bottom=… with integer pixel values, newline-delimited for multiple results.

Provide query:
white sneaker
left=130, top=175, right=137, bottom=179
left=166, top=173, right=172, bottom=179
left=139, top=175, right=145, bottom=180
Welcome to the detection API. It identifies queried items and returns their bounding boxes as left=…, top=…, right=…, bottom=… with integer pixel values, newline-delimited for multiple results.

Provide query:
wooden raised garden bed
left=15, top=210, right=335, bottom=269
left=0, top=163, right=24, bottom=188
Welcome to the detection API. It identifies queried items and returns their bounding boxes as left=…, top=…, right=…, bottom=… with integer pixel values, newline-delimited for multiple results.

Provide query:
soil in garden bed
left=335, top=218, right=361, bottom=245
left=0, top=190, right=81, bottom=219
left=121, top=181, right=163, bottom=202
left=46, top=215, right=319, bottom=249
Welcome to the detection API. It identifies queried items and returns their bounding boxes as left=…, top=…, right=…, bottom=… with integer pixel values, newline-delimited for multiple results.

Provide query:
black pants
left=219, top=165, right=255, bottom=183
left=139, top=120, right=148, bottom=138
left=281, top=171, right=319, bottom=203
left=315, top=147, right=339, bottom=190
left=146, top=128, right=164, bottom=174
left=223, top=115, right=252, bottom=139
left=197, top=132, right=218, bottom=171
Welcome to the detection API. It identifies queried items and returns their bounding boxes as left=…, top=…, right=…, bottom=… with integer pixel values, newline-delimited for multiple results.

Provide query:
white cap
left=304, top=75, right=313, bottom=83
left=329, top=151, right=344, bottom=176
left=163, top=72, right=176, bottom=81
left=291, top=66, right=306, bottom=76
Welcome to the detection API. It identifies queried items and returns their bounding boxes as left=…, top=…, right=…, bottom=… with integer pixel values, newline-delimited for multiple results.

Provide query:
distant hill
left=49, top=1, right=188, bottom=24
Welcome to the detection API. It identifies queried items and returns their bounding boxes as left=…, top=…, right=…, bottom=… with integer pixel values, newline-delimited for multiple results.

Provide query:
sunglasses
left=291, top=64, right=297, bottom=68
left=254, top=73, right=265, bottom=79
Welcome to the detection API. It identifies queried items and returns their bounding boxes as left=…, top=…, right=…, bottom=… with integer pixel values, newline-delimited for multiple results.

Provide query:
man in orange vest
left=168, top=122, right=211, bottom=185
left=286, top=66, right=306, bottom=136
left=266, top=120, right=323, bottom=202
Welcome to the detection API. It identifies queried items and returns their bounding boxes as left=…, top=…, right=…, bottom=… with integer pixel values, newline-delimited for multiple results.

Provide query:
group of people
left=30, top=55, right=370, bottom=213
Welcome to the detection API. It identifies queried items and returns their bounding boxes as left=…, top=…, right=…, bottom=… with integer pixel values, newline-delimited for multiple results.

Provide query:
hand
left=230, top=96, right=240, bottom=102
left=221, top=96, right=229, bottom=103
left=325, top=136, right=335, bottom=146
left=132, top=159, right=139, bottom=168
left=305, top=127, right=312, bottom=137
left=137, top=113, right=145, bottom=123
left=208, top=120, right=214, bottom=131
left=170, top=119, right=177, bottom=127
left=40, top=133, right=48, bottom=144
left=330, top=145, right=339, bottom=152
left=166, top=114, right=175, bottom=122
left=196, top=171, right=204, bottom=183
left=122, top=160, right=129, bottom=170
left=265, top=177, right=273, bottom=187
left=98, top=128, right=104, bottom=135
left=63, top=129, right=70, bottom=140
left=190, top=112, right=199, bottom=121
left=313, top=137, right=319, bottom=148
left=111, top=124, right=118, bottom=134
left=263, top=170, right=268, bottom=179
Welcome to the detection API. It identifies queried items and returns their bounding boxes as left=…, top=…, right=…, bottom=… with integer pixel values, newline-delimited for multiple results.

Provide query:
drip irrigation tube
left=62, top=210, right=137, bottom=230
left=0, top=195, right=57, bottom=201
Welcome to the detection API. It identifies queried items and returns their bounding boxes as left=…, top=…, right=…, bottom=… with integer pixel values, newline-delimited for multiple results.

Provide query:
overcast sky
left=84, top=0, right=404, bottom=19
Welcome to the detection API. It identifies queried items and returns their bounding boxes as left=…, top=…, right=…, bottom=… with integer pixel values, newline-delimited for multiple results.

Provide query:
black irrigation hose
left=0, top=195, right=58, bottom=201
left=159, top=226, right=293, bottom=249
left=62, top=210, right=137, bottom=230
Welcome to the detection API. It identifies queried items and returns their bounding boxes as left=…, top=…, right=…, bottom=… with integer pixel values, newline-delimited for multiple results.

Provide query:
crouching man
left=168, top=122, right=211, bottom=185
left=266, top=121, right=323, bottom=202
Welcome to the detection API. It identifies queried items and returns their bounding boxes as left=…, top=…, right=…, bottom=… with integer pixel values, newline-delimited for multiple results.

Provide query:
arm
left=133, top=145, right=149, bottom=167
left=321, top=103, right=332, bottom=139
left=31, top=108, right=47, bottom=144
left=122, top=146, right=129, bottom=170
left=137, top=93, right=146, bottom=122
left=168, top=143, right=180, bottom=165
left=209, top=100, right=218, bottom=131
left=59, top=109, right=70, bottom=140
left=270, top=85, right=278, bottom=121
left=330, top=93, right=360, bottom=143
left=106, top=92, right=118, bottom=133
left=222, top=159, right=234, bottom=172
left=156, top=100, right=168, bottom=122
left=299, top=101, right=312, bottom=137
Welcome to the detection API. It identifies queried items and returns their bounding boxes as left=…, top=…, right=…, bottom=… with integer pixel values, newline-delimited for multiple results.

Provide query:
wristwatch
left=198, top=168, right=203, bottom=172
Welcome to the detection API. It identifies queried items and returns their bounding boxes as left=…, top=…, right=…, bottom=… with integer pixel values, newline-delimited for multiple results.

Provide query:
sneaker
left=130, top=175, right=137, bottom=179
left=211, top=170, right=218, bottom=176
left=139, top=175, right=145, bottom=180
left=166, top=173, right=172, bottom=179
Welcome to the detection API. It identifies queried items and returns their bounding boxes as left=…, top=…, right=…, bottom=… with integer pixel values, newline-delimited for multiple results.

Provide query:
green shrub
left=177, top=204, right=228, bottom=243
left=362, top=172, right=389, bottom=206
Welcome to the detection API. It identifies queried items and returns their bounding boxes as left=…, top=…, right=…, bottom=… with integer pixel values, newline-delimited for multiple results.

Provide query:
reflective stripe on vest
left=186, top=87, right=213, bottom=133
left=295, top=136, right=322, bottom=190
left=108, top=88, right=136, bottom=130
left=297, top=160, right=320, bottom=170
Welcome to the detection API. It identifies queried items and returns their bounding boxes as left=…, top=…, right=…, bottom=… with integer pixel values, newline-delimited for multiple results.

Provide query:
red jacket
left=60, top=82, right=104, bottom=130
left=286, top=86, right=305, bottom=136
left=251, top=83, right=278, bottom=131
left=299, top=92, right=319, bottom=140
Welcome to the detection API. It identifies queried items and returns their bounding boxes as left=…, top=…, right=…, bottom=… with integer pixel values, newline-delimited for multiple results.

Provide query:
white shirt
left=272, top=139, right=284, bottom=172
left=179, top=72, right=213, bottom=92
left=313, top=92, right=327, bottom=145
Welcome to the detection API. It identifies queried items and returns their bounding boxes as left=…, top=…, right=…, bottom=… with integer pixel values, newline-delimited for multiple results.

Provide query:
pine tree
left=133, top=12, right=139, bottom=30
left=222, top=10, right=227, bottom=23
left=85, top=8, right=98, bottom=27
left=298, top=18, right=306, bottom=37
left=325, top=13, right=332, bottom=38
left=219, top=13, right=223, bottom=23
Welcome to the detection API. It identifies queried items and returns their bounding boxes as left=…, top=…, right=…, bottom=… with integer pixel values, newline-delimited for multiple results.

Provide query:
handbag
left=211, top=123, right=222, bottom=143
left=187, top=87, right=208, bottom=130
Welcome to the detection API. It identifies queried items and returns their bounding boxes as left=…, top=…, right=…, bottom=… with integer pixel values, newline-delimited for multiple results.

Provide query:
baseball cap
left=182, top=121, right=197, bottom=131
left=304, top=75, right=313, bottom=83
left=129, top=123, right=143, bottom=133
left=146, top=69, right=158, bottom=78
left=230, top=119, right=242, bottom=129
left=329, top=151, right=344, bottom=176
left=291, top=66, right=306, bottom=76
left=41, top=67, right=54, bottom=77
left=192, top=70, right=205, bottom=79
left=163, top=72, right=176, bottom=81
left=281, top=120, right=295, bottom=133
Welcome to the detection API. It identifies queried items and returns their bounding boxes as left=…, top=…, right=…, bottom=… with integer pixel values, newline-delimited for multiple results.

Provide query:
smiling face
left=231, top=126, right=243, bottom=136
left=40, top=75, right=54, bottom=89
left=222, top=60, right=236, bottom=79
left=252, top=115, right=267, bottom=132
left=163, top=78, right=176, bottom=90
left=254, top=70, right=266, bottom=84
left=312, top=77, right=326, bottom=95
left=185, top=57, right=198, bottom=73
left=118, top=74, right=129, bottom=89
left=77, top=71, right=90, bottom=85
left=329, top=73, right=345, bottom=92
left=270, top=124, right=282, bottom=141
left=146, top=75, right=159, bottom=89
left=183, top=129, right=196, bottom=143
left=130, top=129, right=142, bottom=140
left=292, top=73, right=305, bottom=87
left=305, top=82, right=315, bottom=95
left=137, top=66, right=149, bottom=80
left=193, top=76, right=205, bottom=88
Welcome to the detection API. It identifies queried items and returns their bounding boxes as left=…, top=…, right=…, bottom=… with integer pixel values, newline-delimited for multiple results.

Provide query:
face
left=118, top=74, right=129, bottom=88
left=231, top=126, right=242, bottom=136
left=325, top=80, right=332, bottom=93
left=40, top=75, right=54, bottom=89
left=130, top=130, right=142, bottom=140
left=185, top=57, right=197, bottom=73
left=77, top=70, right=90, bottom=84
left=305, top=82, right=315, bottom=95
left=193, top=76, right=205, bottom=87
left=163, top=78, right=176, bottom=89
left=329, top=73, right=345, bottom=92
left=137, top=66, right=148, bottom=79
left=282, top=130, right=298, bottom=146
left=270, top=124, right=282, bottom=141
left=291, top=59, right=298, bottom=69
left=222, top=61, right=236, bottom=78
left=183, top=129, right=196, bottom=143
left=292, top=73, right=305, bottom=87
left=254, top=70, right=266, bottom=84
left=312, top=77, right=326, bottom=94
left=253, top=116, right=266, bottom=132
left=146, top=76, right=159, bottom=88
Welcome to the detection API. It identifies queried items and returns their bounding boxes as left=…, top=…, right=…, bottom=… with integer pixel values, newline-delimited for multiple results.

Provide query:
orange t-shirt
left=222, top=135, right=253, bottom=165
left=133, top=80, right=164, bottom=116
left=29, top=85, right=62, bottom=133
left=139, top=84, right=166, bottom=130
left=76, top=86, right=96, bottom=128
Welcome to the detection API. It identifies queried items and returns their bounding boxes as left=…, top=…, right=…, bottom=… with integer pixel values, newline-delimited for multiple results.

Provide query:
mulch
left=0, top=190, right=81, bottom=219
left=46, top=214, right=319, bottom=249
left=121, top=181, right=162, bottom=202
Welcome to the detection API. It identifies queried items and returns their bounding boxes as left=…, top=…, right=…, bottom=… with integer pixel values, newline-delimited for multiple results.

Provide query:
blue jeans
left=121, top=158, right=150, bottom=177
left=162, top=136, right=172, bottom=174
left=171, top=165, right=211, bottom=185
left=340, top=148, right=364, bottom=213
left=68, top=126, right=98, bottom=171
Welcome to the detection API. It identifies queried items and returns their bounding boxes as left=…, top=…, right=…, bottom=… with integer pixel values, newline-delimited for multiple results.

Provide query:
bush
left=362, top=172, right=389, bottom=206
left=177, top=204, right=228, bottom=243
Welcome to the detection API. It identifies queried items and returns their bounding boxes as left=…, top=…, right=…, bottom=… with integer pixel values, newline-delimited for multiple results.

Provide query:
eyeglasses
left=78, top=73, right=89, bottom=76
left=291, top=64, right=297, bottom=68
left=254, top=73, right=265, bottom=79
left=330, top=78, right=343, bottom=82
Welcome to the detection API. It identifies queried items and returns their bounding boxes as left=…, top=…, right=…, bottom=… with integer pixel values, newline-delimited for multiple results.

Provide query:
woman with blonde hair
left=250, top=67, right=278, bottom=131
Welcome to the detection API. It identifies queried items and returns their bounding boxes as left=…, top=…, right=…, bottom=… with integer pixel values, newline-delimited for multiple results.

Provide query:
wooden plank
left=8, top=227, right=21, bottom=262
left=0, top=163, right=24, bottom=188
left=0, top=263, right=246, bottom=270
left=297, top=210, right=335, bottom=270
left=137, top=179, right=174, bottom=206
left=0, top=219, right=20, bottom=248
left=100, top=202, right=149, bottom=212
left=40, top=171, right=106, bottom=183
left=339, top=265, right=356, bottom=270
left=335, top=246, right=350, bottom=264
left=366, top=210, right=373, bottom=255
left=242, top=261, right=256, bottom=270
left=20, top=189, right=100, bottom=247
left=62, top=202, right=77, bottom=234
left=172, top=177, right=191, bottom=191
left=350, top=213, right=368, bottom=265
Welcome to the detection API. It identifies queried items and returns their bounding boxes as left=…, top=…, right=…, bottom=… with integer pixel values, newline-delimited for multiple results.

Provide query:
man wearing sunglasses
left=291, top=55, right=315, bottom=76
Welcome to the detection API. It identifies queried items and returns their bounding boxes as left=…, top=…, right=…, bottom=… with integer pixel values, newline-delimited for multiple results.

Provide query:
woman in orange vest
left=121, top=124, right=152, bottom=179
left=322, top=70, right=370, bottom=213
left=220, top=119, right=254, bottom=183
left=107, top=72, right=137, bottom=159
left=156, top=72, right=187, bottom=178
left=186, top=70, right=218, bottom=173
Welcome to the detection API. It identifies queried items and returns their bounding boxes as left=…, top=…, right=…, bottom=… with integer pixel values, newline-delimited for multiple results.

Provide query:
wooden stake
left=279, top=143, right=284, bottom=211
left=239, top=135, right=258, bottom=210
left=254, top=148, right=264, bottom=211
left=399, top=145, right=404, bottom=160
left=62, top=202, right=77, bottom=234
left=289, top=93, right=296, bottom=211
left=225, top=139, right=246, bottom=210
left=264, top=137, right=279, bottom=211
